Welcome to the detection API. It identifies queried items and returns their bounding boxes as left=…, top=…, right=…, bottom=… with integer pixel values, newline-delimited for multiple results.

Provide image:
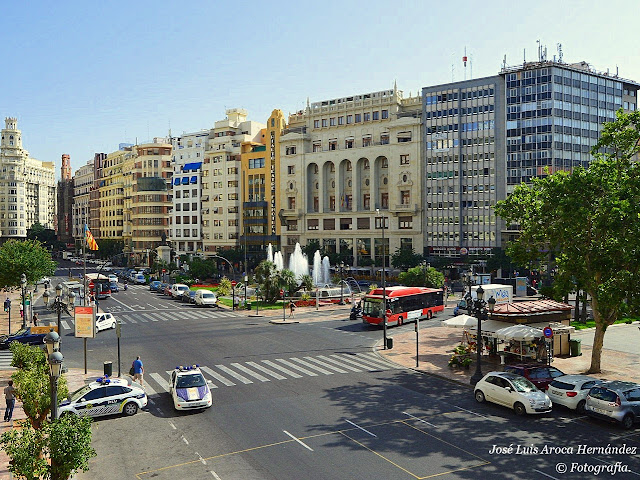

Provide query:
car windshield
left=202, top=293, right=215, bottom=298
left=11, top=328, right=28, bottom=336
left=510, top=376, right=537, bottom=393
left=176, top=373, right=206, bottom=388
left=70, top=385, right=92, bottom=402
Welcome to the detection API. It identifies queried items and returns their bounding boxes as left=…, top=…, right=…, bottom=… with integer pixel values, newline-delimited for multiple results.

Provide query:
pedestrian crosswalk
left=140, top=352, right=397, bottom=396
left=0, top=351, right=14, bottom=370
left=57, top=308, right=241, bottom=331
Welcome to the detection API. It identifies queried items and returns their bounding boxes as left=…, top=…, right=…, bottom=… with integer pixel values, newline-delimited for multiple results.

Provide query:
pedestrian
left=132, top=356, right=144, bottom=386
left=32, top=313, right=38, bottom=326
left=4, top=380, right=15, bottom=422
left=19, top=304, right=23, bottom=318
left=289, top=300, right=296, bottom=318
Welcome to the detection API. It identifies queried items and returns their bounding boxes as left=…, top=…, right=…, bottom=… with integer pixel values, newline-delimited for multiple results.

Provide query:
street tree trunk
left=588, top=294, right=611, bottom=374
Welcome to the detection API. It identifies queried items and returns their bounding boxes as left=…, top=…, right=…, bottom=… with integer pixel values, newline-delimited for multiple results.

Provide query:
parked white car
left=547, top=375, right=602, bottom=414
left=474, top=371, right=552, bottom=415
left=194, top=289, right=218, bottom=307
left=95, top=313, right=117, bottom=333
left=171, top=283, right=189, bottom=299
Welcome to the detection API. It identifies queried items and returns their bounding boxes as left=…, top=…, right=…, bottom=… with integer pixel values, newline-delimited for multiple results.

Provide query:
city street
left=26, top=267, right=636, bottom=480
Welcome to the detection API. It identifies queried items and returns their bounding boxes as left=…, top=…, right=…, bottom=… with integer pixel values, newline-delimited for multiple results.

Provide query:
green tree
left=94, top=239, right=123, bottom=259
left=27, top=223, right=59, bottom=249
left=495, top=109, right=640, bottom=373
left=254, top=261, right=280, bottom=303
left=10, top=343, right=68, bottom=430
left=390, top=247, right=423, bottom=270
left=302, top=240, right=321, bottom=259
left=0, top=240, right=57, bottom=289
left=398, top=265, right=445, bottom=288
left=188, top=257, right=217, bottom=280
left=217, top=277, right=232, bottom=296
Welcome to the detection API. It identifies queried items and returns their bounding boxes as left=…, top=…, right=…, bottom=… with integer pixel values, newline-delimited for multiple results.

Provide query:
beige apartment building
left=0, top=118, right=56, bottom=240
left=72, top=160, right=94, bottom=246
left=201, top=109, right=264, bottom=254
left=99, top=149, right=127, bottom=239
left=279, top=86, right=423, bottom=266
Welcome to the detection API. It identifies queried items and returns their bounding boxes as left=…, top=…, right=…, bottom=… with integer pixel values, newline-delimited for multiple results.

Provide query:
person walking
left=32, top=313, right=38, bottom=326
left=4, top=380, right=15, bottom=422
left=132, top=356, right=144, bottom=386
left=19, top=304, right=23, bottom=319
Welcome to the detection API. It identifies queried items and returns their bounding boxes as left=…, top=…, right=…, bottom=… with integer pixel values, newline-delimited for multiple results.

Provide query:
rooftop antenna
left=557, top=43, right=563, bottom=63
left=523, top=48, right=526, bottom=63
left=463, top=47, right=468, bottom=80
left=451, top=63, right=455, bottom=82
left=502, top=54, right=507, bottom=70
left=536, top=39, right=541, bottom=61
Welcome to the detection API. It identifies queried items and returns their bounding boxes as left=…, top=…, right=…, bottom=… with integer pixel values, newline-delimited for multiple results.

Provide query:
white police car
left=59, top=376, right=147, bottom=418
left=168, top=365, right=212, bottom=411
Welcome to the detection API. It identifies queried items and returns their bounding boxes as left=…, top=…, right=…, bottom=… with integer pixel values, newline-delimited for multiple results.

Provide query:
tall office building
left=280, top=86, right=423, bottom=266
left=422, top=57, right=639, bottom=259
left=72, top=159, right=94, bottom=248
left=0, top=117, right=56, bottom=240
left=57, top=154, right=75, bottom=244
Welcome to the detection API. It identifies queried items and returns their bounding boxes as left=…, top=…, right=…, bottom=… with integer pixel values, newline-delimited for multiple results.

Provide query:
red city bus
left=361, top=286, right=444, bottom=327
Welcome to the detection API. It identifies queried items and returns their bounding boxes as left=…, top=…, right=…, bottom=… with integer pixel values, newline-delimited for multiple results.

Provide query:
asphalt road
left=43, top=266, right=640, bottom=480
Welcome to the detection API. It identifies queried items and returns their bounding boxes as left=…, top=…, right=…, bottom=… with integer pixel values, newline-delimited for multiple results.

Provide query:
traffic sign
left=279, top=289, right=284, bottom=296
left=231, top=281, right=237, bottom=286
left=543, top=327, right=553, bottom=338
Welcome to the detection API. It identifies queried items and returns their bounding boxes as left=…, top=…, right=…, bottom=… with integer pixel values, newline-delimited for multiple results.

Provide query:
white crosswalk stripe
left=288, top=357, right=334, bottom=375
left=61, top=320, right=71, bottom=330
left=316, top=355, right=363, bottom=372
left=245, top=361, right=287, bottom=380
left=142, top=382, right=157, bottom=396
left=329, top=354, right=387, bottom=371
left=215, top=365, right=253, bottom=384
left=142, top=314, right=158, bottom=322
left=200, top=366, right=235, bottom=386
left=230, top=363, right=270, bottom=382
left=261, top=360, right=302, bottom=378
left=354, top=352, right=396, bottom=369
left=274, top=358, right=318, bottom=376
left=149, top=372, right=169, bottom=392
left=303, top=356, right=348, bottom=373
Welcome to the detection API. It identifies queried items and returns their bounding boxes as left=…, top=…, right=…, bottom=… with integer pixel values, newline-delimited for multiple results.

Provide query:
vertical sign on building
left=270, top=130, right=277, bottom=235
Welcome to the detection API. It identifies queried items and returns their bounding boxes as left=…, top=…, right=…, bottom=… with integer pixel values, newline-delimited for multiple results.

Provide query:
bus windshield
left=362, top=298, right=383, bottom=318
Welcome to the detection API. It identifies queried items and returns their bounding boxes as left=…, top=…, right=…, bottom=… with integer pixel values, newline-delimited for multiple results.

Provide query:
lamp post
left=210, top=254, right=235, bottom=310
left=20, top=273, right=27, bottom=329
left=44, top=330, right=63, bottom=421
left=338, top=262, right=345, bottom=305
left=468, top=286, right=496, bottom=385
left=376, top=209, right=388, bottom=349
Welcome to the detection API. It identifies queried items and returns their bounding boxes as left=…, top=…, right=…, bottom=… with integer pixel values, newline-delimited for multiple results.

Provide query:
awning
left=181, top=177, right=189, bottom=185
left=466, top=320, right=514, bottom=338
left=190, top=176, right=198, bottom=184
left=495, top=324, right=544, bottom=342
left=527, top=322, right=575, bottom=335
left=442, top=314, right=477, bottom=329
left=182, top=162, right=202, bottom=172
left=173, top=178, right=180, bottom=186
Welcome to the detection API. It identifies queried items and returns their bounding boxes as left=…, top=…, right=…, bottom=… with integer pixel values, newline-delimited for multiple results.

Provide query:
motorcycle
left=123, top=282, right=128, bottom=291
left=350, top=303, right=362, bottom=320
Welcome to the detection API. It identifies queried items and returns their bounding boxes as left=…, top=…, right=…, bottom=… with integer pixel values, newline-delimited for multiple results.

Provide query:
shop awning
left=466, top=320, right=513, bottom=338
left=495, top=324, right=544, bottom=342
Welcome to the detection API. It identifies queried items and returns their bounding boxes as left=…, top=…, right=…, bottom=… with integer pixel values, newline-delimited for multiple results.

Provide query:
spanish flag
left=84, top=224, right=99, bottom=251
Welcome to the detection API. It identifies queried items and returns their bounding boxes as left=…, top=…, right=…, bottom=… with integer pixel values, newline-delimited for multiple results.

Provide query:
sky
left=2, top=0, right=639, bottom=177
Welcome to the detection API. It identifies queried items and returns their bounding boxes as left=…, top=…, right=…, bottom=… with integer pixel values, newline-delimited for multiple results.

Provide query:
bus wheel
left=397, top=316, right=403, bottom=326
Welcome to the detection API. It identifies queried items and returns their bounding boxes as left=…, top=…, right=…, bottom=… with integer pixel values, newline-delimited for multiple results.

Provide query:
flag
left=84, top=224, right=99, bottom=251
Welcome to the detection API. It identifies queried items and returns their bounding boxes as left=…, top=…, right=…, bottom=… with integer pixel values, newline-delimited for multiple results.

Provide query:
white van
left=171, top=284, right=189, bottom=299
left=194, top=289, right=218, bottom=307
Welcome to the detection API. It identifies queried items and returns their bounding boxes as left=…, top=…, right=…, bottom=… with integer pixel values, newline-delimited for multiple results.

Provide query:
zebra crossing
left=140, top=352, right=398, bottom=396
left=0, top=351, right=14, bottom=370
left=58, top=308, right=241, bottom=331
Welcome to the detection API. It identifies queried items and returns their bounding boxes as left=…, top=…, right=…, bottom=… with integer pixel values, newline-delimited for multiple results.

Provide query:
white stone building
left=72, top=159, right=94, bottom=245
left=0, top=117, right=56, bottom=239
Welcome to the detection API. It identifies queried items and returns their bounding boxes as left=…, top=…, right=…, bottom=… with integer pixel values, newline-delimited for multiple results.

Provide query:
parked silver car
left=585, top=381, right=640, bottom=429
left=547, top=375, right=602, bottom=414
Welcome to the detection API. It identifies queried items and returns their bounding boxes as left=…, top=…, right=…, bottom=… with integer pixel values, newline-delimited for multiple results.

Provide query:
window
left=345, top=139, right=354, bottom=149
left=314, top=120, right=320, bottom=128
left=228, top=193, right=238, bottom=200
left=380, top=134, right=389, bottom=145
left=330, top=117, right=336, bottom=126
left=285, top=146, right=296, bottom=155
left=288, top=197, right=296, bottom=209
left=357, top=217, right=370, bottom=229
left=338, top=116, right=344, bottom=125
left=363, top=194, right=370, bottom=209
left=288, top=165, right=295, bottom=174
left=372, top=111, right=379, bottom=120
left=347, top=115, right=353, bottom=124
left=313, top=143, right=322, bottom=152
left=340, top=218, right=352, bottom=230
left=329, top=140, right=337, bottom=151
left=355, top=114, right=362, bottom=123
left=329, top=196, right=335, bottom=211
left=381, top=110, right=388, bottom=119
left=322, top=119, right=328, bottom=127
left=307, top=219, right=319, bottom=230
left=362, top=136, right=372, bottom=147
left=364, top=112, right=370, bottom=122
left=346, top=162, right=352, bottom=171
left=313, top=196, right=319, bottom=211
left=400, top=154, right=410, bottom=165
left=381, top=193, right=389, bottom=208
left=323, top=218, right=335, bottom=230
left=399, top=216, right=413, bottom=229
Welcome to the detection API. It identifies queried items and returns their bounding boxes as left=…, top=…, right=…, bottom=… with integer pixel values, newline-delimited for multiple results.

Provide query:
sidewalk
left=376, top=320, right=640, bottom=387
left=0, top=367, right=101, bottom=480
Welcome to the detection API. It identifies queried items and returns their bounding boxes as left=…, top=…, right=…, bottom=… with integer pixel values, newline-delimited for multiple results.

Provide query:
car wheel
left=622, top=414, right=635, bottom=430
left=397, top=316, right=403, bottom=326
left=123, top=402, right=138, bottom=416
left=513, top=402, right=527, bottom=416
left=576, top=400, right=586, bottom=415
left=111, top=323, right=116, bottom=329
left=474, top=390, right=485, bottom=403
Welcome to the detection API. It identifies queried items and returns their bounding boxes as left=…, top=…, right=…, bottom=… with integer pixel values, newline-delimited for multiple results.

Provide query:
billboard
left=74, top=306, right=95, bottom=338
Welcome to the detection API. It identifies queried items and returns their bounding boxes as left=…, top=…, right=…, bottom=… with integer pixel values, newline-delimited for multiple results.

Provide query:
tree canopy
left=0, top=240, right=57, bottom=288
left=390, top=247, right=423, bottom=270
left=397, top=265, right=445, bottom=288
left=495, top=109, right=640, bottom=373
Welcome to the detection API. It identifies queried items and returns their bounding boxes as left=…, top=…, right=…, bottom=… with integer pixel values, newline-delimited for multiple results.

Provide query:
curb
left=269, top=319, right=300, bottom=324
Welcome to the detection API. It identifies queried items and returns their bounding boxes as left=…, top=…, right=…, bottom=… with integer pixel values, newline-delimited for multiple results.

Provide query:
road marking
left=195, top=452, right=207, bottom=465
left=230, top=363, right=270, bottom=382
left=357, top=352, right=397, bottom=368
left=274, top=359, right=318, bottom=376
left=533, top=470, right=560, bottom=480
left=126, top=316, right=137, bottom=323
left=61, top=320, right=71, bottom=330
left=289, top=357, right=334, bottom=375
left=210, top=470, right=222, bottom=479
left=181, top=435, right=189, bottom=445
left=200, top=366, right=235, bottom=386
left=353, top=353, right=395, bottom=369
left=345, top=419, right=377, bottom=437
left=168, top=421, right=177, bottom=430
left=138, top=316, right=148, bottom=323
left=106, top=295, right=135, bottom=311
left=245, top=361, right=287, bottom=380
left=316, top=355, right=362, bottom=372
left=149, top=372, right=170, bottom=392
left=261, top=360, right=302, bottom=378
left=215, top=365, right=253, bottom=384
left=453, top=405, right=488, bottom=418
left=143, top=383, right=157, bottom=396
left=142, top=313, right=158, bottom=322
left=330, top=354, right=382, bottom=371
left=147, top=303, right=159, bottom=310
left=303, top=356, right=348, bottom=373
left=402, top=411, right=436, bottom=427
left=283, top=430, right=314, bottom=451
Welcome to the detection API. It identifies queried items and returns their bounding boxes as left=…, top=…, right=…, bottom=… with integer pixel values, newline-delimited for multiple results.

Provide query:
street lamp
left=20, top=273, right=27, bottom=329
left=55, top=283, right=63, bottom=334
left=338, top=262, right=345, bottom=305
left=376, top=209, right=388, bottom=349
left=468, top=286, right=496, bottom=385
left=44, top=330, right=63, bottom=421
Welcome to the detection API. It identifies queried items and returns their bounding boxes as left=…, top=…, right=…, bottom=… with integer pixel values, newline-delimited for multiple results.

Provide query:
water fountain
left=273, top=251, right=284, bottom=271
left=322, top=256, right=331, bottom=286
left=288, top=243, right=309, bottom=280
left=266, top=243, right=274, bottom=264
left=312, top=251, right=322, bottom=286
